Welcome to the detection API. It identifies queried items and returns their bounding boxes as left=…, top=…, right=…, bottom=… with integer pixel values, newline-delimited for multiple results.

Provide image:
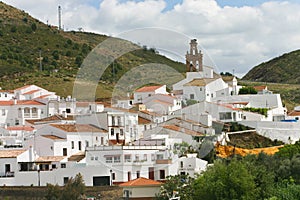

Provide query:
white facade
left=142, top=94, right=182, bottom=115
left=14, top=85, right=57, bottom=100
left=0, top=90, right=14, bottom=101
left=178, top=154, right=208, bottom=177
left=133, top=85, right=168, bottom=104
left=0, top=100, right=47, bottom=126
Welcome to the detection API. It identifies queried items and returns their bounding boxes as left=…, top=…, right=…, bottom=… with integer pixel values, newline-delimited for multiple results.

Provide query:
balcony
left=0, top=171, right=15, bottom=178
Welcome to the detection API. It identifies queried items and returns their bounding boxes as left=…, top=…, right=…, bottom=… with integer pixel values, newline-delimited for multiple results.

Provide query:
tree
left=156, top=174, right=194, bottom=200
left=193, top=159, right=257, bottom=200
left=45, top=173, right=85, bottom=200
left=239, top=86, right=257, bottom=94
left=45, top=183, right=61, bottom=200
left=31, top=23, right=37, bottom=31
left=61, top=173, right=85, bottom=200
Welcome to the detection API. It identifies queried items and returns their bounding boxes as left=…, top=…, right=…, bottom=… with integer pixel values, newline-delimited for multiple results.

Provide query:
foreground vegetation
left=157, top=140, right=300, bottom=200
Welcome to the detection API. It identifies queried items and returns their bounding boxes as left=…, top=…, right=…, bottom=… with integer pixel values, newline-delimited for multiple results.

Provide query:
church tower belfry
left=185, top=39, right=203, bottom=72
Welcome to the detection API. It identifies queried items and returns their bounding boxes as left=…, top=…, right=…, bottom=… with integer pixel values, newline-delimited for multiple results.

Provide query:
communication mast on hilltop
left=58, top=5, right=62, bottom=30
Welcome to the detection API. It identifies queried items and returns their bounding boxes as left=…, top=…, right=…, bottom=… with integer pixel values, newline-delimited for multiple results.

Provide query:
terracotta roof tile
left=135, top=85, right=163, bottom=93
left=26, top=115, right=68, bottom=125
left=138, top=116, right=151, bottom=124
left=253, top=85, right=267, bottom=91
left=50, top=124, right=107, bottom=133
left=6, top=126, right=34, bottom=131
left=14, top=85, right=33, bottom=91
left=35, top=156, right=65, bottom=162
left=0, top=100, right=46, bottom=106
left=42, top=135, right=66, bottom=140
left=23, top=89, right=40, bottom=95
left=68, top=152, right=85, bottom=162
left=163, top=125, right=204, bottom=136
left=288, top=111, right=300, bottom=116
left=184, top=78, right=216, bottom=86
left=119, top=177, right=162, bottom=187
left=0, top=149, right=26, bottom=158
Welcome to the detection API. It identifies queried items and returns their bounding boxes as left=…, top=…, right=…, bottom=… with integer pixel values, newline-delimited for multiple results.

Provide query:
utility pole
left=58, top=6, right=62, bottom=30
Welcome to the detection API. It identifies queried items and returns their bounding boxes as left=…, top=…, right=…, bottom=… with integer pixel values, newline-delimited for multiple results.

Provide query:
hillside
left=0, top=2, right=185, bottom=98
left=242, top=50, right=300, bottom=84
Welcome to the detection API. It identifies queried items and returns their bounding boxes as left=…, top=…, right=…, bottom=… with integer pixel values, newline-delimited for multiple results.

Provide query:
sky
left=3, top=0, right=300, bottom=78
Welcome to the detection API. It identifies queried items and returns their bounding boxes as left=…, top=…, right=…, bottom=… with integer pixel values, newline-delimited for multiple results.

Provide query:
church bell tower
left=185, top=39, right=203, bottom=72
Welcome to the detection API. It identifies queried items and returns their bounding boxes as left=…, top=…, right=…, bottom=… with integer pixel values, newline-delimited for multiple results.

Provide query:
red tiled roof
left=0, top=149, right=26, bottom=158
left=35, top=156, right=65, bottom=162
left=68, top=152, right=85, bottom=162
left=138, top=116, right=151, bottom=124
left=253, top=85, right=267, bottom=91
left=17, top=100, right=45, bottom=105
left=119, top=177, right=162, bottom=187
left=14, top=85, right=33, bottom=91
left=163, top=125, right=204, bottom=136
left=6, top=126, right=34, bottom=131
left=23, top=89, right=40, bottom=95
left=35, top=94, right=51, bottom=99
left=0, top=90, right=14, bottom=93
left=288, top=111, right=300, bottom=116
left=0, top=100, right=45, bottom=106
left=42, top=135, right=66, bottom=140
left=50, top=124, right=107, bottom=133
left=135, top=85, right=163, bottom=93
left=26, top=115, right=68, bottom=125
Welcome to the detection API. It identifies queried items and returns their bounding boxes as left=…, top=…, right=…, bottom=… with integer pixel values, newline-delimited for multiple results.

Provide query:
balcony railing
left=0, top=171, right=15, bottom=178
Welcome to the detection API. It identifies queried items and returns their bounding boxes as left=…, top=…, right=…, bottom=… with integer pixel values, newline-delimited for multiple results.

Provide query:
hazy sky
left=3, top=0, right=300, bottom=77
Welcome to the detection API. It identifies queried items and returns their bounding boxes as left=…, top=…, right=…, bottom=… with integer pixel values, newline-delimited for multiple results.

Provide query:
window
left=85, top=140, right=89, bottom=148
left=117, top=116, right=122, bottom=125
left=211, top=93, right=213, bottom=98
left=111, top=116, right=115, bottom=126
left=52, top=164, right=56, bottom=169
left=95, top=156, right=98, bottom=161
left=200, top=87, right=202, bottom=91
left=114, top=156, right=121, bottom=163
left=61, top=163, right=66, bottom=168
left=180, top=161, right=184, bottom=168
left=63, top=148, right=67, bottom=156
left=32, top=107, right=38, bottom=118
left=151, top=154, right=155, bottom=161
left=78, top=141, right=82, bottom=150
left=111, top=128, right=114, bottom=136
left=156, top=154, right=163, bottom=160
left=136, top=171, right=140, bottom=178
left=144, top=125, right=147, bottom=131
left=143, top=154, right=147, bottom=161
left=4, top=94, right=7, bottom=97
left=207, top=93, right=209, bottom=96
left=124, top=155, right=131, bottom=162
left=91, top=156, right=94, bottom=161
left=160, top=170, right=165, bottom=179
left=71, top=141, right=74, bottom=149
left=106, top=157, right=113, bottom=163
left=66, top=108, right=71, bottom=113
left=2, top=109, right=5, bottom=116
left=296, top=117, right=299, bottom=120
left=101, top=137, right=104, bottom=145
left=219, top=112, right=232, bottom=120
left=120, top=129, right=124, bottom=136
left=15, top=119, right=19, bottom=125
left=190, top=94, right=194, bottom=99
left=128, top=171, right=131, bottom=181
left=63, top=177, right=69, bottom=185
left=24, top=107, right=30, bottom=118
left=135, top=155, right=140, bottom=162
